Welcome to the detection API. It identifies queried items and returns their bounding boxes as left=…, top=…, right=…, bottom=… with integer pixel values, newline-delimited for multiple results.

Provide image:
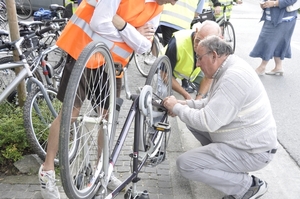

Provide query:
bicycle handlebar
left=25, top=25, right=54, bottom=39
left=0, top=23, right=58, bottom=50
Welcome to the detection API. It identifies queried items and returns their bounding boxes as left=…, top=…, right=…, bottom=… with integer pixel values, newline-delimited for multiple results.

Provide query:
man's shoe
left=222, top=176, right=268, bottom=199
left=242, top=176, right=268, bottom=199
left=184, top=85, right=194, bottom=93
left=181, top=79, right=195, bottom=93
left=38, top=165, right=60, bottom=199
left=107, top=174, right=124, bottom=191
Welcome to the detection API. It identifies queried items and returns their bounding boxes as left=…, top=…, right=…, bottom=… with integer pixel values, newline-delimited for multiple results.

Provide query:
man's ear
left=212, top=50, right=218, bottom=59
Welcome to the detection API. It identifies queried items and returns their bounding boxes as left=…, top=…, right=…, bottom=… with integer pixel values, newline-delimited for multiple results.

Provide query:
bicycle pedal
left=153, top=122, right=170, bottom=132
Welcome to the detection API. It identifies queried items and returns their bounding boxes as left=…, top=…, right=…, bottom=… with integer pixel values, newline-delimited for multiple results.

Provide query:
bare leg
left=273, top=57, right=283, bottom=71
left=255, top=59, right=269, bottom=75
left=43, top=107, right=80, bottom=171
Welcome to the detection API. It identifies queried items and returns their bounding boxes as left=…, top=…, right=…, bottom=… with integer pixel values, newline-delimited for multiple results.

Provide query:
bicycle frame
left=70, top=65, right=168, bottom=198
left=95, top=92, right=168, bottom=199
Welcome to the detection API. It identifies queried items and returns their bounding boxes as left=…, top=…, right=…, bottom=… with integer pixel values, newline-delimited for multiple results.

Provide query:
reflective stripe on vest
left=69, top=14, right=131, bottom=60
left=160, top=0, right=198, bottom=29
left=172, top=30, right=200, bottom=81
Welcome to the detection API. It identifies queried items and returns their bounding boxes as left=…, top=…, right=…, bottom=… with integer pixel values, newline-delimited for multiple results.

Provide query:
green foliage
left=0, top=103, right=31, bottom=165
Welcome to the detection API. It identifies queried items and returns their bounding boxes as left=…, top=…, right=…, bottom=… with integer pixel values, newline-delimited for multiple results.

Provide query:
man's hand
left=163, top=96, right=178, bottom=117
left=136, top=23, right=155, bottom=41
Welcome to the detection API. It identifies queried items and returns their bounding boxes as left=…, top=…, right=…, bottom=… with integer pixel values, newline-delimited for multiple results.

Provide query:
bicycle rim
left=59, top=41, right=116, bottom=199
left=24, top=87, right=54, bottom=164
left=141, top=55, right=172, bottom=166
left=134, top=35, right=160, bottom=77
left=223, top=22, right=236, bottom=53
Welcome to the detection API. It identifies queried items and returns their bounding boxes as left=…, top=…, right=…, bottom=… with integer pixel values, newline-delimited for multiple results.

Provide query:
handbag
left=286, top=0, right=300, bottom=12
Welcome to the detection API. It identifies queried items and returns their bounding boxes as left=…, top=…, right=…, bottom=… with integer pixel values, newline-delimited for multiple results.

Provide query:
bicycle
left=58, top=41, right=173, bottom=199
left=191, top=1, right=236, bottom=53
left=215, top=2, right=236, bottom=53
left=0, top=19, right=78, bottom=165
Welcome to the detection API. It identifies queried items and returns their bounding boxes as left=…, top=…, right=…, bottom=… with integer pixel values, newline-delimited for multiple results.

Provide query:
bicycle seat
left=18, top=21, right=44, bottom=27
left=49, top=4, right=65, bottom=11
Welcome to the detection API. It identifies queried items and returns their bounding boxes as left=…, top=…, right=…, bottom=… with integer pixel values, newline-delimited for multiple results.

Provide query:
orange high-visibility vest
left=56, top=0, right=163, bottom=71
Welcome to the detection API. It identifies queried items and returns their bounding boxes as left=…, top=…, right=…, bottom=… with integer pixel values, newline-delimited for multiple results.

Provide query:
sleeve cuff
left=118, top=22, right=127, bottom=31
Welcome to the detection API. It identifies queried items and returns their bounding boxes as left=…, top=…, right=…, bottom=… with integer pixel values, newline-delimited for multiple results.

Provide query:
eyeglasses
left=196, top=51, right=211, bottom=61
left=194, top=38, right=201, bottom=44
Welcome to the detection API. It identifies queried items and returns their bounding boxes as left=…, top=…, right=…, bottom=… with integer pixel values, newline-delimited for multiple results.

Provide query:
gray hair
left=199, top=35, right=233, bottom=56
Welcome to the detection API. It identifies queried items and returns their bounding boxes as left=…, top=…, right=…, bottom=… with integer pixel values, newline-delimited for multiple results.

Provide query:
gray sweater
left=173, top=55, right=278, bottom=153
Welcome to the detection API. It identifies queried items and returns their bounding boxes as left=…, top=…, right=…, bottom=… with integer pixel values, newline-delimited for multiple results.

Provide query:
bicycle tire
left=141, top=55, right=172, bottom=166
left=23, top=86, right=80, bottom=165
left=16, top=0, right=32, bottom=20
left=134, top=34, right=161, bottom=77
left=223, top=21, right=236, bottom=53
left=59, top=41, right=116, bottom=199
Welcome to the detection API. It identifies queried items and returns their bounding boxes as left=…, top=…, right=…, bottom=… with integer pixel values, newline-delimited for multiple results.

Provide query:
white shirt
left=90, top=0, right=161, bottom=54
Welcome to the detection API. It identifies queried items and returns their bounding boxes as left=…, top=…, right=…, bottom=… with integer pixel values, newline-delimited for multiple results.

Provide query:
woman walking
left=250, top=0, right=298, bottom=76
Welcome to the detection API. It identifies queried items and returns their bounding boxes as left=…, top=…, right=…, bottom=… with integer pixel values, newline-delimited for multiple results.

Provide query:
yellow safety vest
left=64, top=0, right=76, bottom=13
left=171, top=30, right=201, bottom=81
left=160, top=0, right=198, bottom=30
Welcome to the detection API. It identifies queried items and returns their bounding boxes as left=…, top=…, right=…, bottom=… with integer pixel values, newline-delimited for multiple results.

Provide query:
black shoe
left=184, top=85, right=194, bottom=93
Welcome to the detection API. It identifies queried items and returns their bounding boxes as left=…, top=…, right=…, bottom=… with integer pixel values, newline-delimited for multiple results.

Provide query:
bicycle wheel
left=59, top=41, right=116, bottom=199
left=134, top=34, right=161, bottom=77
left=16, top=0, right=33, bottom=20
left=223, top=21, right=236, bottom=53
left=23, top=86, right=79, bottom=165
left=141, top=55, right=172, bottom=166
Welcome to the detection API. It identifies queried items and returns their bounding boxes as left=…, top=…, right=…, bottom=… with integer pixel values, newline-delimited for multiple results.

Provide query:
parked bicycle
left=58, top=41, right=173, bottom=199
left=0, top=19, right=77, bottom=166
